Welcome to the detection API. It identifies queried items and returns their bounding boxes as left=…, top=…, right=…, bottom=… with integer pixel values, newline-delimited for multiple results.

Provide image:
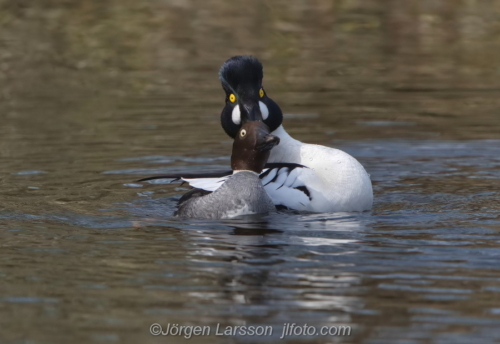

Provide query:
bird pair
left=140, top=56, right=374, bottom=218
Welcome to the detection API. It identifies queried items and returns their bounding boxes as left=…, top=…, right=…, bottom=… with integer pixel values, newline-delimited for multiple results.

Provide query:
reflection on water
left=2, top=140, right=499, bottom=343
left=1, top=1, right=500, bottom=343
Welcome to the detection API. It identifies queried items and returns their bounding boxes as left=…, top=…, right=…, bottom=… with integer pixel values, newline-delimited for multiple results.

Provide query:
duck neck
left=268, top=125, right=302, bottom=163
left=232, top=170, right=259, bottom=175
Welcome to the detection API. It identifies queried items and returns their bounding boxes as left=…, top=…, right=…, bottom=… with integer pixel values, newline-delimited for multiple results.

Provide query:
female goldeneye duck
left=175, top=121, right=280, bottom=220
left=217, top=55, right=374, bottom=213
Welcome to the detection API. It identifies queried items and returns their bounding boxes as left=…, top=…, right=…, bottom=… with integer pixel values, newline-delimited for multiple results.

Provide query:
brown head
left=230, top=121, right=280, bottom=173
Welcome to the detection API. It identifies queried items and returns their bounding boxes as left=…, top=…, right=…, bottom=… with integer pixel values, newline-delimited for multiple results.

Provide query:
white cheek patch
left=232, top=102, right=268, bottom=124
left=231, top=106, right=241, bottom=125
left=259, top=101, right=269, bottom=120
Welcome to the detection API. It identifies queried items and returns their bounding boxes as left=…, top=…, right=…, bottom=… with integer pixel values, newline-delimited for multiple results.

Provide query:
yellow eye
left=259, top=88, right=265, bottom=98
left=229, top=94, right=236, bottom=103
left=240, top=129, right=247, bottom=137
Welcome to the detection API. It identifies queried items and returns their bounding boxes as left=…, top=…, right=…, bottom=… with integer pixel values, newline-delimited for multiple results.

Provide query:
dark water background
left=1, top=1, right=500, bottom=343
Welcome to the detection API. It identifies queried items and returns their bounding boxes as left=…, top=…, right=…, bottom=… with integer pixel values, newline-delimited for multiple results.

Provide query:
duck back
left=176, top=171, right=275, bottom=219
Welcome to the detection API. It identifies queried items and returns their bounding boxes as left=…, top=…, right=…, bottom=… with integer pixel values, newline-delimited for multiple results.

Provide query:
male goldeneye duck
left=140, top=56, right=373, bottom=213
left=174, top=121, right=280, bottom=220
left=218, top=55, right=373, bottom=212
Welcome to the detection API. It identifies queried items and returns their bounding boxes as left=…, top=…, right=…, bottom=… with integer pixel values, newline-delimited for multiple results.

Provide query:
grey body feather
left=176, top=171, right=275, bottom=219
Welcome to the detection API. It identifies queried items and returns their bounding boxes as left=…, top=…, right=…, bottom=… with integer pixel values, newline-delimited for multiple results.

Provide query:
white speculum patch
left=232, top=101, right=269, bottom=125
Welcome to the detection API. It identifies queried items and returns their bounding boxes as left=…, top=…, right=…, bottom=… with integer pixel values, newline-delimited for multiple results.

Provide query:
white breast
left=267, top=125, right=373, bottom=212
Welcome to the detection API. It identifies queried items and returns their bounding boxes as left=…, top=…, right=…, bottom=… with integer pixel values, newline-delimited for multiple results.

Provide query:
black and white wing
left=259, top=163, right=314, bottom=210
